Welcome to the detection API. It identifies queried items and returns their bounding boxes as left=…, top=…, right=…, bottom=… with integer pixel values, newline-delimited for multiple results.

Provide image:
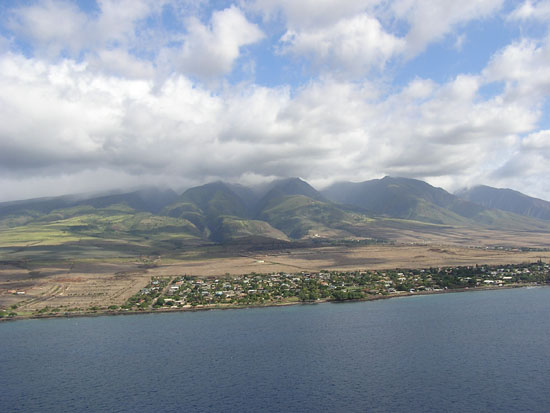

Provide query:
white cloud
left=483, top=37, right=550, bottom=104
left=391, top=0, right=504, bottom=57
left=7, top=0, right=165, bottom=79
left=279, top=13, right=405, bottom=76
left=7, top=1, right=265, bottom=81
left=401, top=78, right=437, bottom=100
left=8, top=0, right=90, bottom=57
left=522, top=129, right=550, bottom=151
left=484, top=129, right=550, bottom=199
left=94, top=0, right=162, bottom=47
left=174, top=6, right=264, bottom=81
left=87, top=49, right=155, bottom=79
left=5, top=0, right=510, bottom=84
left=0, top=53, right=521, bottom=193
left=508, top=1, right=550, bottom=21
left=250, top=0, right=399, bottom=76
left=9, top=0, right=163, bottom=54
left=250, top=0, right=504, bottom=77
left=0, top=21, right=549, bottom=201
left=362, top=73, right=535, bottom=189
left=250, top=0, right=381, bottom=29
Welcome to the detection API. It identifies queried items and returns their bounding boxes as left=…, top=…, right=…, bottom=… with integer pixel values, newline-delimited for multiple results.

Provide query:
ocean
left=2, top=287, right=550, bottom=412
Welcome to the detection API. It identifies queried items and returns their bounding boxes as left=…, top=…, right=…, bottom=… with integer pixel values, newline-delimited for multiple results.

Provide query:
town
left=122, top=261, right=550, bottom=311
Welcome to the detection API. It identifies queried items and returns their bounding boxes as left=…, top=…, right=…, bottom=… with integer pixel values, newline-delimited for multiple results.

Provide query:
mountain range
left=1, top=176, right=550, bottom=253
left=456, top=185, right=550, bottom=221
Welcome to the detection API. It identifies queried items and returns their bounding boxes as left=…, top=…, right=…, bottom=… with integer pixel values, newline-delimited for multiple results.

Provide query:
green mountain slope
left=257, top=194, right=372, bottom=239
left=163, top=181, right=292, bottom=242
left=255, top=177, right=326, bottom=214
left=457, top=185, right=550, bottom=221
left=178, top=182, right=251, bottom=219
left=322, top=176, right=485, bottom=224
left=163, top=178, right=345, bottom=241
left=0, top=205, right=203, bottom=253
left=3, top=177, right=550, bottom=256
left=162, top=182, right=253, bottom=239
left=0, top=187, right=180, bottom=219
left=322, top=176, right=550, bottom=231
left=210, top=216, right=289, bottom=243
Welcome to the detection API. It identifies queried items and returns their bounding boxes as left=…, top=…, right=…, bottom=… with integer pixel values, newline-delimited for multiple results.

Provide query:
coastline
left=0, top=283, right=542, bottom=323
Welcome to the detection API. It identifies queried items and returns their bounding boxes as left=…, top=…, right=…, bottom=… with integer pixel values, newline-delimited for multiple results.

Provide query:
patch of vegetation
left=124, top=276, right=171, bottom=310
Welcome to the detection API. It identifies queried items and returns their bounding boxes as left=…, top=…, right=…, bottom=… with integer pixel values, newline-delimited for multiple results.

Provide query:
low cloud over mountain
left=0, top=1, right=549, bottom=201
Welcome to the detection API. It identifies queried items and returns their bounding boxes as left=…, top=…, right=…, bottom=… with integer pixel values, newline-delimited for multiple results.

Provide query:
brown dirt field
left=0, top=262, right=150, bottom=311
left=363, top=224, right=550, bottom=248
left=150, top=244, right=550, bottom=277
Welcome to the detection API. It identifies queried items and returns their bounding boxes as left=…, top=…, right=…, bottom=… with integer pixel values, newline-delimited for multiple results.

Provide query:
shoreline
left=1, top=283, right=543, bottom=323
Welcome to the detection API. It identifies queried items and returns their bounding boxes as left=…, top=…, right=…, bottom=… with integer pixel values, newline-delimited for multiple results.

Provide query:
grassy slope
left=472, top=209, right=550, bottom=231
left=259, top=195, right=373, bottom=239
left=210, top=216, right=289, bottom=243
left=0, top=205, right=202, bottom=251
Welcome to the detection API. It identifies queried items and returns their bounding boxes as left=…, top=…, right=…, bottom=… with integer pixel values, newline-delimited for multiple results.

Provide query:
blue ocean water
left=2, top=287, right=550, bottom=412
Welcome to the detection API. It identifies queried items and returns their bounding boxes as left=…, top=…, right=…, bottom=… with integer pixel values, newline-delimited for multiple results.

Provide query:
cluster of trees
left=125, top=277, right=170, bottom=310
left=0, top=307, right=18, bottom=318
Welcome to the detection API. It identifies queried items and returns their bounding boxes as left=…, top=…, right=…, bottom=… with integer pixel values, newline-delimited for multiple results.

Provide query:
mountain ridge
left=2, top=177, right=550, bottom=248
left=457, top=185, right=550, bottom=221
left=322, top=176, right=486, bottom=224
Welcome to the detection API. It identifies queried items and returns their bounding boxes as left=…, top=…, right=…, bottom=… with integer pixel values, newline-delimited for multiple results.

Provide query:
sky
left=0, top=0, right=549, bottom=202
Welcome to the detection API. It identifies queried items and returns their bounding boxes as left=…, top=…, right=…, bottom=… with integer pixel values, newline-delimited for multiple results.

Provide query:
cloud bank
left=0, top=0, right=549, bottom=201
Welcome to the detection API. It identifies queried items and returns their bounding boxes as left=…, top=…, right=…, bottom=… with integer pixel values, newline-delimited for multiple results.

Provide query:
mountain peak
left=261, top=177, right=324, bottom=201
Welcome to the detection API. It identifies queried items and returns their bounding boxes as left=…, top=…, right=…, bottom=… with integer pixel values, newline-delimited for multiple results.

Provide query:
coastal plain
left=2, top=240, right=550, bottom=314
